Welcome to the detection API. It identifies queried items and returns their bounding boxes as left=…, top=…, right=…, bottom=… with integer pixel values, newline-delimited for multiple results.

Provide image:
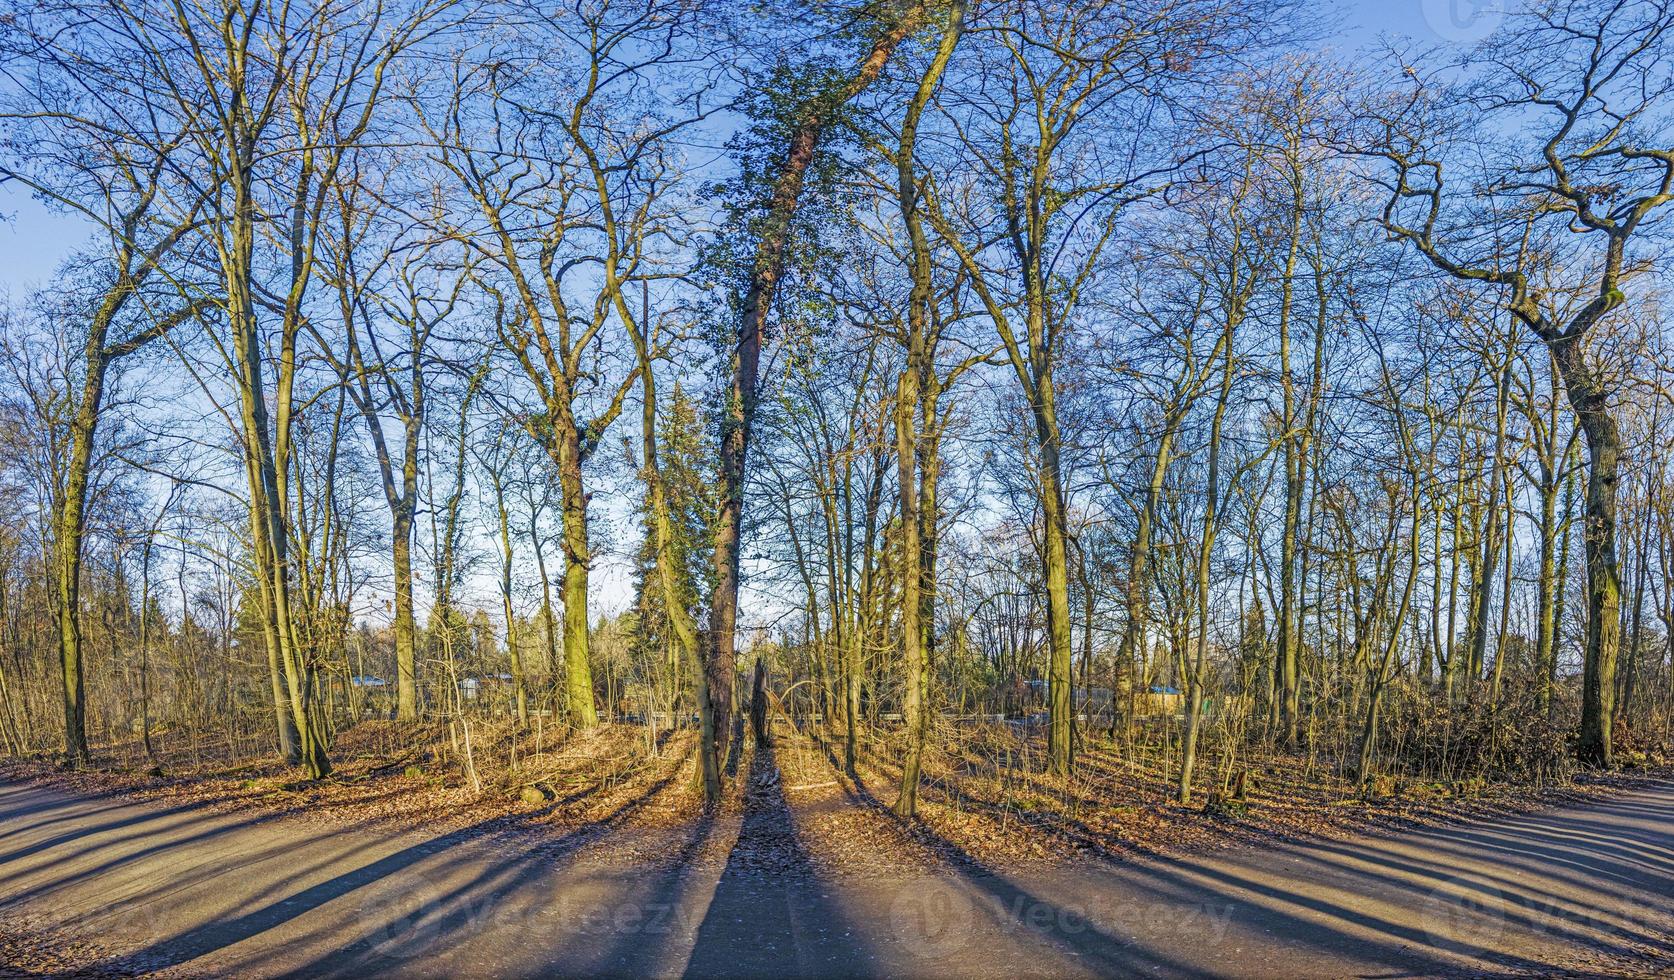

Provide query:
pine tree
left=631, top=383, right=715, bottom=710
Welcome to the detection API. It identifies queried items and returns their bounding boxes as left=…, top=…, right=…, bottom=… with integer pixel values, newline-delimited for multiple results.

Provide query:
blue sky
left=0, top=185, right=88, bottom=296
left=0, top=2, right=1509, bottom=299
left=0, top=1, right=1514, bottom=628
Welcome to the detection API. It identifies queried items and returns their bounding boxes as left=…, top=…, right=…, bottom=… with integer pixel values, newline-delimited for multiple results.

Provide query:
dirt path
left=1, top=768, right=1669, bottom=978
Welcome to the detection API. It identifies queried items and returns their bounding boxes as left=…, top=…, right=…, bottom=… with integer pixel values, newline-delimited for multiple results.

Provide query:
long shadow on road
left=61, top=759, right=681, bottom=977
left=683, top=739, right=860, bottom=979
left=6, top=762, right=1669, bottom=979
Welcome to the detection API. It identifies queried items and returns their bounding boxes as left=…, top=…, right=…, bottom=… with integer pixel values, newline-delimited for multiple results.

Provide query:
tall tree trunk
left=55, top=343, right=107, bottom=768
left=1621, top=440, right=1656, bottom=722
left=1443, top=482, right=1466, bottom=701
left=1179, top=340, right=1234, bottom=804
left=892, top=361, right=926, bottom=814
left=891, top=0, right=960, bottom=819
left=493, top=470, right=529, bottom=729
left=1357, top=491, right=1418, bottom=786
left=1038, top=399, right=1075, bottom=776
left=847, top=452, right=886, bottom=776
left=1534, top=458, right=1561, bottom=714
left=556, top=421, right=597, bottom=729
left=222, top=46, right=329, bottom=779
left=1120, top=430, right=1173, bottom=737
left=532, top=530, right=559, bottom=687
left=637, top=344, right=720, bottom=802
left=1467, top=340, right=1514, bottom=685
left=1490, top=480, right=1516, bottom=702
left=1275, top=190, right=1304, bottom=748
left=392, top=507, right=418, bottom=720
left=1552, top=338, right=1619, bottom=766
left=138, top=534, right=158, bottom=766
left=706, top=4, right=923, bottom=777
left=1553, top=460, right=1577, bottom=711
left=51, top=277, right=194, bottom=764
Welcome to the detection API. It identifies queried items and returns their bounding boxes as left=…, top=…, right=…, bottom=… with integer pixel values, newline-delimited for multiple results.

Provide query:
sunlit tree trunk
left=1178, top=331, right=1235, bottom=804
left=1466, top=334, right=1514, bottom=686
left=1555, top=339, right=1622, bottom=765
left=55, top=342, right=106, bottom=767
left=490, top=459, right=529, bottom=729
left=707, top=3, right=925, bottom=775
left=891, top=0, right=961, bottom=819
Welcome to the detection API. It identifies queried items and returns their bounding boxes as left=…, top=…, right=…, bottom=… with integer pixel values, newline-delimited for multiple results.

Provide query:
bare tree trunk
left=1356, top=492, right=1417, bottom=785
left=392, top=509, right=418, bottom=720
left=53, top=273, right=198, bottom=764
left=1275, top=185, right=1304, bottom=749
left=556, top=426, right=597, bottom=729
left=1553, top=339, right=1620, bottom=766
left=1467, top=336, right=1514, bottom=686
left=1534, top=454, right=1561, bottom=713
left=891, top=0, right=960, bottom=819
left=627, top=310, right=720, bottom=802
left=1121, top=430, right=1173, bottom=738
left=706, top=4, right=923, bottom=778
left=531, top=524, right=559, bottom=691
left=492, top=465, right=529, bottom=729
left=1179, top=340, right=1234, bottom=804
left=892, top=357, right=926, bottom=813
left=55, top=345, right=105, bottom=768
left=1038, top=416, right=1075, bottom=776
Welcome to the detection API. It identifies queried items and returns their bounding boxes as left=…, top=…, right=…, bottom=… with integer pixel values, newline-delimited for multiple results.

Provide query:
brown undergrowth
left=770, top=719, right=1674, bottom=873
left=0, top=718, right=708, bottom=838
left=3, top=717, right=1668, bottom=878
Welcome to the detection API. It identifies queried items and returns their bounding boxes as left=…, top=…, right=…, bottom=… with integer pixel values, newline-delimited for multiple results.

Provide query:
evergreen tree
left=631, top=383, right=715, bottom=709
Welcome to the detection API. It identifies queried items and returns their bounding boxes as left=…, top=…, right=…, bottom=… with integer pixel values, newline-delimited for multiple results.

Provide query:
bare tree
left=1366, top=0, right=1674, bottom=764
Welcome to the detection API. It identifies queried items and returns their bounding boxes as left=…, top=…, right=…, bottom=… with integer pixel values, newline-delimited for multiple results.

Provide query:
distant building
left=457, top=674, right=515, bottom=700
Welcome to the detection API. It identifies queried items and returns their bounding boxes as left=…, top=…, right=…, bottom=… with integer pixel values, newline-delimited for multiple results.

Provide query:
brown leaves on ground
left=0, top=925, right=133, bottom=979
left=0, top=719, right=705, bottom=847
left=768, top=720, right=1674, bottom=875
left=4, top=718, right=1668, bottom=883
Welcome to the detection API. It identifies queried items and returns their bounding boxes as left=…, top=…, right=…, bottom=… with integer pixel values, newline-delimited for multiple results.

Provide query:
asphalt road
left=1, top=775, right=1669, bottom=978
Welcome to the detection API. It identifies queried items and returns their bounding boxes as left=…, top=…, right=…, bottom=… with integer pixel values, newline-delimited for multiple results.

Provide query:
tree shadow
left=0, top=798, right=251, bottom=879
left=65, top=756, right=690, bottom=977
left=10, top=752, right=1667, bottom=978
left=801, top=734, right=1668, bottom=976
left=257, top=767, right=698, bottom=978
left=0, top=786, right=154, bottom=844
left=682, top=738, right=864, bottom=979
left=824, top=771, right=1206, bottom=975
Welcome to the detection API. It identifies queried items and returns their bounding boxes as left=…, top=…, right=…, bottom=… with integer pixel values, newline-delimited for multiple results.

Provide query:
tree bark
left=1038, top=397, right=1075, bottom=776
left=55, top=342, right=106, bottom=768
left=890, top=0, right=961, bottom=820
left=706, top=3, right=924, bottom=777
left=556, top=421, right=597, bottom=728
left=1553, top=337, right=1620, bottom=766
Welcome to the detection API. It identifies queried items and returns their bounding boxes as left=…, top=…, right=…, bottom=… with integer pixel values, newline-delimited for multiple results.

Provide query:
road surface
left=1, top=773, right=1669, bottom=978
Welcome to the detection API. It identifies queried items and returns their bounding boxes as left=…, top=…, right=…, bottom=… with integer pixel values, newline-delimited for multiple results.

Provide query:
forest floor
left=1, top=720, right=1671, bottom=976
left=0, top=717, right=1666, bottom=871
